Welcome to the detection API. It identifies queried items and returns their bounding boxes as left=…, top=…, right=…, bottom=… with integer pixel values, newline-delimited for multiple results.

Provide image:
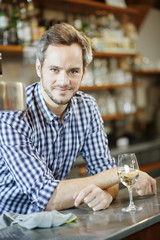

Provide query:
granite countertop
left=0, top=178, right=160, bottom=240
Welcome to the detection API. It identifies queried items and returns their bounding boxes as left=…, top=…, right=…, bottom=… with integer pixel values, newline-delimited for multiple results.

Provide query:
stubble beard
left=42, top=81, right=76, bottom=106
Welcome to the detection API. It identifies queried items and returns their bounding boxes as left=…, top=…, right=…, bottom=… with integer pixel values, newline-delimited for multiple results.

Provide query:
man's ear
left=35, top=59, right=41, bottom=78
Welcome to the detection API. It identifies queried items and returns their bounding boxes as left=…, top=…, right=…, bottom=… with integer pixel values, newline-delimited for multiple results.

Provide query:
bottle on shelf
left=9, top=0, right=19, bottom=45
left=27, top=0, right=35, bottom=18
left=82, top=14, right=89, bottom=35
left=0, top=52, right=2, bottom=77
left=19, top=1, right=32, bottom=46
left=27, top=0, right=39, bottom=46
left=0, top=0, right=9, bottom=45
left=73, top=14, right=82, bottom=31
left=88, top=14, right=97, bottom=38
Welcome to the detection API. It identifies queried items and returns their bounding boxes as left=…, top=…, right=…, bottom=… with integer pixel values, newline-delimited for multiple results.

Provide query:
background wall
left=136, top=8, right=160, bottom=137
left=137, top=8, right=160, bottom=63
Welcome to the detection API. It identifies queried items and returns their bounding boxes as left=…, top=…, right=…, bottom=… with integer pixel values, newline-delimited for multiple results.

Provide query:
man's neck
left=46, top=101, right=67, bottom=118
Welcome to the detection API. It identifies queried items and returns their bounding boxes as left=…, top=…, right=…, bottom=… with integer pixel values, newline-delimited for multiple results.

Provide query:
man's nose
left=58, top=71, right=70, bottom=86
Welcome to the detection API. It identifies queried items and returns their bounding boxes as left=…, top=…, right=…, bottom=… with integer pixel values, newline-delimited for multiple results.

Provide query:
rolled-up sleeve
left=0, top=115, right=59, bottom=211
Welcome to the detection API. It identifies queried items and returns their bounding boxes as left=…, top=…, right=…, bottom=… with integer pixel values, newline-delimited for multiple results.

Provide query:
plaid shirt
left=0, top=82, right=115, bottom=214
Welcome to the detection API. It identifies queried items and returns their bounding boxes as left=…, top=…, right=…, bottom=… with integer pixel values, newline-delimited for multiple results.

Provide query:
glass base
left=122, top=205, right=143, bottom=212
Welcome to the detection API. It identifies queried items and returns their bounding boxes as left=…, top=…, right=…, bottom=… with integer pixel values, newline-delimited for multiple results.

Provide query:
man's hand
left=73, top=184, right=113, bottom=211
left=133, top=171, right=157, bottom=196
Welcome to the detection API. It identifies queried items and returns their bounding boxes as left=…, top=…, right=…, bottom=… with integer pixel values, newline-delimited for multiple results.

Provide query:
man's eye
left=51, top=68, right=59, bottom=73
left=70, top=69, right=79, bottom=74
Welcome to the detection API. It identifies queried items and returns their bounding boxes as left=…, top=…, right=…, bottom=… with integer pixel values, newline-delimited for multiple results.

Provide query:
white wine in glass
left=117, top=153, right=142, bottom=212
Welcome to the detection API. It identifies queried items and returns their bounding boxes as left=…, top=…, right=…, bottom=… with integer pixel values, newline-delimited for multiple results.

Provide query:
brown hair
left=36, top=22, right=93, bottom=71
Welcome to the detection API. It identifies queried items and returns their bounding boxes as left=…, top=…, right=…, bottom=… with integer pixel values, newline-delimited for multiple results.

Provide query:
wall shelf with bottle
left=80, top=82, right=139, bottom=91
left=102, top=109, right=143, bottom=121
left=0, top=45, right=137, bottom=58
left=80, top=81, right=143, bottom=121
left=2, top=0, right=139, bottom=53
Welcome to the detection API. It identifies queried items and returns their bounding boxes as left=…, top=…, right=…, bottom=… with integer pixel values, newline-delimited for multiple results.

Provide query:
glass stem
left=128, top=187, right=135, bottom=207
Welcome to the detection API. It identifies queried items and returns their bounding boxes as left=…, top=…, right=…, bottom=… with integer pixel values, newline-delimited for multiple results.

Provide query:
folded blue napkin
left=0, top=210, right=77, bottom=229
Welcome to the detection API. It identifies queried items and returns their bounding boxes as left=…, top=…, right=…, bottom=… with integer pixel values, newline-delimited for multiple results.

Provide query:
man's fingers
left=74, top=184, right=113, bottom=211
left=74, top=192, right=85, bottom=207
left=134, top=171, right=157, bottom=196
left=74, top=184, right=94, bottom=207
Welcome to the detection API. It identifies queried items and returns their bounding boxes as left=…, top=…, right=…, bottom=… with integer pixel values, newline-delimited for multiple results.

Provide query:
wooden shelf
left=10, top=0, right=138, bottom=16
left=0, top=45, right=137, bottom=58
left=5, top=0, right=139, bottom=15
left=102, top=109, right=144, bottom=121
left=93, top=51, right=137, bottom=58
left=80, top=82, right=139, bottom=91
left=133, top=70, right=160, bottom=75
left=60, top=0, right=139, bottom=15
left=0, top=45, right=23, bottom=58
left=0, top=45, right=23, bottom=52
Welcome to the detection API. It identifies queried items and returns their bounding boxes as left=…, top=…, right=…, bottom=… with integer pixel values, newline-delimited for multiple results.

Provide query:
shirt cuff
left=31, top=179, right=60, bottom=210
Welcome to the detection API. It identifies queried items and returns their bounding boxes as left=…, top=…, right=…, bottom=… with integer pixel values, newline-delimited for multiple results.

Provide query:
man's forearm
left=45, top=167, right=119, bottom=211
left=104, top=184, right=119, bottom=200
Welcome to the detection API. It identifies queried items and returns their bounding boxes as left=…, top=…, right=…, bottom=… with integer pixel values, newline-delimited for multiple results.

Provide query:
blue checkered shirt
left=0, top=82, right=115, bottom=214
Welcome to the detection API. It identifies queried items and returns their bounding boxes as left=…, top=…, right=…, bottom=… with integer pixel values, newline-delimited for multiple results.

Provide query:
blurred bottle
left=9, top=0, right=19, bottom=45
left=0, top=52, right=2, bottom=77
left=27, top=0, right=35, bottom=18
left=19, top=1, right=31, bottom=46
left=27, top=0, right=40, bottom=46
left=73, top=14, right=82, bottom=31
left=88, top=14, right=97, bottom=38
left=0, top=0, right=9, bottom=45
left=93, top=59, right=101, bottom=85
left=82, top=64, right=94, bottom=86
left=82, top=14, right=89, bottom=35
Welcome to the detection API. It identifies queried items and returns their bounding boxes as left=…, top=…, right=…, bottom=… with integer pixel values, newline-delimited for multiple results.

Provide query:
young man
left=0, top=23, right=156, bottom=214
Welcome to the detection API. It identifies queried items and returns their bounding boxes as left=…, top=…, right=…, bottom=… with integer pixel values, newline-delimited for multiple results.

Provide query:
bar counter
left=0, top=177, right=160, bottom=240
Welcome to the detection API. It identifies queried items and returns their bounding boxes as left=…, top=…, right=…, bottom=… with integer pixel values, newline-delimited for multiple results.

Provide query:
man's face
left=36, top=43, right=85, bottom=108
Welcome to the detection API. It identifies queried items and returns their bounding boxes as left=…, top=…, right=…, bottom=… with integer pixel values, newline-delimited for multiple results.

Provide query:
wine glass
left=117, top=153, right=142, bottom=212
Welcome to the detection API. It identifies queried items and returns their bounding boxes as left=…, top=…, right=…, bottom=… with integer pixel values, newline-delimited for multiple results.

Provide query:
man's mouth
left=52, top=86, right=73, bottom=92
